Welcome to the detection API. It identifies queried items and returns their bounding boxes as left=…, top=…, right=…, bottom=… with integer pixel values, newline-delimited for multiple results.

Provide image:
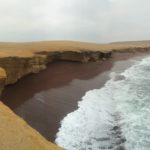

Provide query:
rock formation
left=0, top=68, right=6, bottom=94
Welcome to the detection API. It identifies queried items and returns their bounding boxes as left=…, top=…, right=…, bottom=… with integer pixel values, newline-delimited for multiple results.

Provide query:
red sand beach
left=1, top=52, right=149, bottom=142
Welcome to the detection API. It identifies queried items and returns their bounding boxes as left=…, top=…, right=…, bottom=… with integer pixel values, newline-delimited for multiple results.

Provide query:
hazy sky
left=0, top=0, right=150, bottom=43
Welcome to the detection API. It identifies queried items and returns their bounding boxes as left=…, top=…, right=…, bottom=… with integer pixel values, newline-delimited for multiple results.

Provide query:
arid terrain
left=0, top=40, right=150, bottom=57
left=0, top=40, right=150, bottom=150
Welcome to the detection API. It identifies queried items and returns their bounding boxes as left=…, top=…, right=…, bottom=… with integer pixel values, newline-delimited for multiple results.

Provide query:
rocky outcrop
left=0, top=50, right=112, bottom=85
left=0, top=68, right=6, bottom=94
left=0, top=56, right=47, bottom=84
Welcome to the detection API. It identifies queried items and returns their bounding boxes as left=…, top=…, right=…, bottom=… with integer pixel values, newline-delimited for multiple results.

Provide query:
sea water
left=55, top=56, right=150, bottom=150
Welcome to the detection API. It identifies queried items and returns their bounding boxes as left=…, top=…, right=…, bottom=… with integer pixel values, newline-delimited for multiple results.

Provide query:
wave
left=55, top=56, right=150, bottom=150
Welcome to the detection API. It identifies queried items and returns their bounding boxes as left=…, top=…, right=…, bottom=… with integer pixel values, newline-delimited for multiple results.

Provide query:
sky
left=0, top=0, right=150, bottom=43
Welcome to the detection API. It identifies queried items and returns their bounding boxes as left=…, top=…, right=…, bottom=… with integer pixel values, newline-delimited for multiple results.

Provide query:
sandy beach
left=1, top=51, right=149, bottom=142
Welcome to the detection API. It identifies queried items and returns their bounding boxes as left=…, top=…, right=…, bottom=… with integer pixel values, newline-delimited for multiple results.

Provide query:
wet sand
left=0, top=52, right=149, bottom=142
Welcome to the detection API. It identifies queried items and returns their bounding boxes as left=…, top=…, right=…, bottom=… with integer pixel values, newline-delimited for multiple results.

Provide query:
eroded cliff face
left=0, top=55, right=47, bottom=84
left=0, top=68, right=6, bottom=94
left=0, top=50, right=111, bottom=85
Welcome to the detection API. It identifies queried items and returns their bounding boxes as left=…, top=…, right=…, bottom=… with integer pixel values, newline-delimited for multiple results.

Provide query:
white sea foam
left=55, top=56, right=150, bottom=150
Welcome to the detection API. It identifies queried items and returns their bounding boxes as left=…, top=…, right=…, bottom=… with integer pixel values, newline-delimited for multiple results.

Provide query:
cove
left=0, top=52, right=146, bottom=144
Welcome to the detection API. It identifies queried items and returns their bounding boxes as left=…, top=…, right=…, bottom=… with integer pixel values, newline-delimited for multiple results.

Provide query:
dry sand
left=0, top=40, right=150, bottom=57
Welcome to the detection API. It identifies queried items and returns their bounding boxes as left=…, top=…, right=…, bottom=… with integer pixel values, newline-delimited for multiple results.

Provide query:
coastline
left=0, top=41, right=150, bottom=149
left=1, top=51, right=150, bottom=143
left=55, top=52, right=150, bottom=149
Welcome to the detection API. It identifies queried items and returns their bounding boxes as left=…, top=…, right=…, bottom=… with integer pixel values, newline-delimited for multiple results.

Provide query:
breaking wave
left=55, top=56, right=150, bottom=150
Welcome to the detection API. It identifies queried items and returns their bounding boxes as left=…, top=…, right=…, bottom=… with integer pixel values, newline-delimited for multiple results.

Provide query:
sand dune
left=0, top=40, right=150, bottom=57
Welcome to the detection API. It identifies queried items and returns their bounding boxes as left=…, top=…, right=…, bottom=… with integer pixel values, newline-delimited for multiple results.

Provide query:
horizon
left=1, top=39, right=150, bottom=44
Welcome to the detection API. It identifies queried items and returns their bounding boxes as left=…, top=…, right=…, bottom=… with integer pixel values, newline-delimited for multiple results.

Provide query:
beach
left=1, top=51, right=148, bottom=143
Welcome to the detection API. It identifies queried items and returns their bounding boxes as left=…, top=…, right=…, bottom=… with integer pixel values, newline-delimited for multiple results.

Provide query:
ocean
left=56, top=56, right=150, bottom=150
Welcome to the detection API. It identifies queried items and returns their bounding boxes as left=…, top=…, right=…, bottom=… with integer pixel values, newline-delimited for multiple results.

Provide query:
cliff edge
left=0, top=102, right=63, bottom=150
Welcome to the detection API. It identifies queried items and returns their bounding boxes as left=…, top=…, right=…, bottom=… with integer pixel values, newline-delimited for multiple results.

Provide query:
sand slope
left=0, top=102, right=63, bottom=150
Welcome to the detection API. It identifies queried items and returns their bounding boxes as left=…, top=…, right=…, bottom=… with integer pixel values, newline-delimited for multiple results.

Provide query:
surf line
left=55, top=84, right=127, bottom=150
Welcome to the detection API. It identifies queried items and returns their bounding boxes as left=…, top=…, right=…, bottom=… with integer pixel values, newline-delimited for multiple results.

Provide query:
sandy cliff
left=0, top=102, right=62, bottom=150
left=0, top=40, right=150, bottom=85
left=0, top=68, right=6, bottom=94
left=0, top=42, right=115, bottom=85
left=0, top=40, right=150, bottom=150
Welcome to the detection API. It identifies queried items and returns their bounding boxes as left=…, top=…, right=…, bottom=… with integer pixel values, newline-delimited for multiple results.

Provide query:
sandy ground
left=0, top=40, right=150, bottom=57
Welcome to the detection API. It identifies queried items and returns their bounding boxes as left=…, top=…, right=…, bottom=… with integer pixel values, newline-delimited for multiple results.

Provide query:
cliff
left=0, top=40, right=150, bottom=85
left=0, top=102, right=62, bottom=150
left=0, top=68, right=6, bottom=94
left=0, top=40, right=150, bottom=150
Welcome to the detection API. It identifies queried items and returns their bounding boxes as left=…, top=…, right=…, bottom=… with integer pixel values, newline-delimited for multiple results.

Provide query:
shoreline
left=1, top=51, right=149, bottom=143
